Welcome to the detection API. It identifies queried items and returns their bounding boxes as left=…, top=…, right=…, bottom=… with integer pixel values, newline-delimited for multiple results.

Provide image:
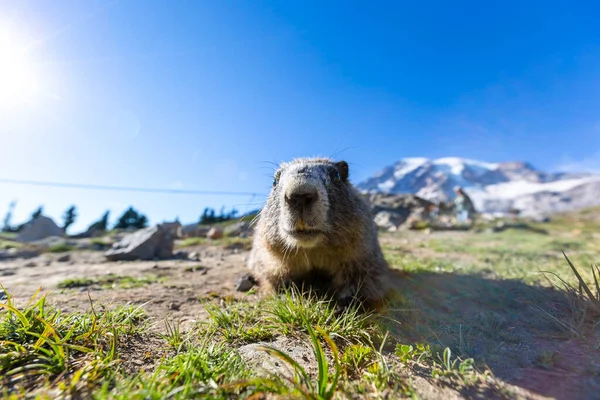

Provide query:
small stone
left=235, top=274, right=257, bottom=292
left=206, top=227, right=224, bottom=240
left=24, top=261, right=37, bottom=268
left=56, top=254, right=71, bottom=262
left=174, top=251, right=188, bottom=260
left=168, top=302, right=181, bottom=311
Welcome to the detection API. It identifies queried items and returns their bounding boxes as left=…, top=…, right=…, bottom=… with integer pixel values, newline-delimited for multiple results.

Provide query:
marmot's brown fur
left=248, top=157, right=390, bottom=311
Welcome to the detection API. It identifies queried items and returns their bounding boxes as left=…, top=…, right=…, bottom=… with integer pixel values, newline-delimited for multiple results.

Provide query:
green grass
left=384, top=227, right=599, bottom=286
left=178, top=236, right=252, bottom=249
left=103, top=340, right=251, bottom=399
left=57, top=274, right=163, bottom=289
left=47, top=244, right=75, bottom=253
left=211, top=211, right=258, bottom=228
left=0, top=232, right=18, bottom=240
left=202, top=299, right=277, bottom=344
left=3, top=253, right=599, bottom=399
left=0, top=237, right=22, bottom=250
left=254, top=321, right=342, bottom=400
left=0, top=241, right=18, bottom=250
left=378, top=223, right=600, bottom=380
left=0, top=287, right=147, bottom=398
left=90, top=238, right=113, bottom=248
left=199, top=286, right=379, bottom=346
left=3, top=207, right=600, bottom=399
left=179, top=237, right=208, bottom=247
left=265, top=286, right=378, bottom=341
left=0, top=285, right=407, bottom=399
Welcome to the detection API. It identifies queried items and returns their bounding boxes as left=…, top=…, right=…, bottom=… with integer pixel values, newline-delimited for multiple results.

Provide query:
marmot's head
left=263, top=157, right=355, bottom=249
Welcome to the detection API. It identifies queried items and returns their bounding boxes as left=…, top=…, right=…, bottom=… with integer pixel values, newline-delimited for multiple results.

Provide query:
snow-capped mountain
left=357, top=157, right=600, bottom=215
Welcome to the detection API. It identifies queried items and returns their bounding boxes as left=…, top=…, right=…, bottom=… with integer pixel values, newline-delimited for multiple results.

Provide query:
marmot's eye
left=331, top=170, right=341, bottom=183
left=273, top=178, right=278, bottom=187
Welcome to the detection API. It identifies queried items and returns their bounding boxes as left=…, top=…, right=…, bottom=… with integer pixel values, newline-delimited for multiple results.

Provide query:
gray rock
left=373, top=210, right=407, bottom=231
left=367, top=193, right=434, bottom=230
left=238, top=337, right=320, bottom=380
left=188, top=251, right=201, bottom=261
left=24, top=261, right=37, bottom=268
left=104, top=224, right=174, bottom=261
left=235, top=274, right=257, bottom=292
left=17, top=216, right=64, bottom=243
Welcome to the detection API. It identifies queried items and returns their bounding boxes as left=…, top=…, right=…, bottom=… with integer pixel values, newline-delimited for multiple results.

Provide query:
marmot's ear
left=335, top=161, right=349, bottom=181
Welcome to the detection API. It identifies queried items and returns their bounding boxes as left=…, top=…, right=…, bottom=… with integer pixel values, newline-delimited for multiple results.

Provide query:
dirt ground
left=1, top=244, right=251, bottom=328
left=1, top=231, right=599, bottom=399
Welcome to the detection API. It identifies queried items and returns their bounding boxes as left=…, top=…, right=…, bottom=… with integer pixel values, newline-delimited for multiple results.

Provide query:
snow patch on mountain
left=357, top=157, right=600, bottom=215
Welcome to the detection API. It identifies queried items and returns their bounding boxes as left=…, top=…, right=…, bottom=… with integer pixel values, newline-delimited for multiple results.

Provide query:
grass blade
left=562, top=252, right=596, bottom=301
left=317, top=327, right=341, bottom=399
left=592, top=265, right=600, bottom=302
left=305, top=322, right=328, bottom=397
left=0, top=302, right=31, bottom=328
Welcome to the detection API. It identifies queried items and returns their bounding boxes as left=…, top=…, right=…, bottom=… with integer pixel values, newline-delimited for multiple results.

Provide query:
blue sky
left=1, top=0, right=599, bottom=232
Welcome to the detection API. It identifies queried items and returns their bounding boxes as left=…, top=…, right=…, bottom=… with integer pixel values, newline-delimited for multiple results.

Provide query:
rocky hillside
left=357, top=157, right=600, bottom=216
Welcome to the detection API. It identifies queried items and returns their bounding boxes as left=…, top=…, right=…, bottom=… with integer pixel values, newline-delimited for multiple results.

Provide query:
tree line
left=1, top=202, right=240, bottom=234
left=199, top=207, right=239, bottom=224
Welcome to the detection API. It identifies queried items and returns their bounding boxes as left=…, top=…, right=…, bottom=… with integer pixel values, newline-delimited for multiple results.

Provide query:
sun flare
left=0, top=26, right=40, bottom=109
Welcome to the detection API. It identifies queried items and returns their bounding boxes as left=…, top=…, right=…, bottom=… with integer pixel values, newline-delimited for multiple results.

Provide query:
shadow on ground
left=382, top=269, right=600, bottom=400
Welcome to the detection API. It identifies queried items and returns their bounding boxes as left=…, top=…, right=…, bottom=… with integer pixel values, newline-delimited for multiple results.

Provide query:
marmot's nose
left=285, top=189, right=318, bottom=210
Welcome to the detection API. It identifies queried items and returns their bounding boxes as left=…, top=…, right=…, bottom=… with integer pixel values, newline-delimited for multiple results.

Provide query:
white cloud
left=555, top=151, right=600, bottom=174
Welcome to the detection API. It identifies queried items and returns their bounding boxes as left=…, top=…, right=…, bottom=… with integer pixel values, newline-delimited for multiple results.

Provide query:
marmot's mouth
left=287, top=229, right=322, bottom=239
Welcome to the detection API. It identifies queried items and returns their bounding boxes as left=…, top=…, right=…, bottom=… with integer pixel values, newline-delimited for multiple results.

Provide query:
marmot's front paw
left=334, top=296, right=353, bottom=315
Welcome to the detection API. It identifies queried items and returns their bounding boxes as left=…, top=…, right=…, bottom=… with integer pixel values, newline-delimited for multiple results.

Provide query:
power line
left=0, top=178, right=264, bottom=197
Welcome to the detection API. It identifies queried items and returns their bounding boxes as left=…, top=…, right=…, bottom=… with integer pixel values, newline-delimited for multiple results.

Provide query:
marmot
left=248, top=157, right=390, bottom=311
